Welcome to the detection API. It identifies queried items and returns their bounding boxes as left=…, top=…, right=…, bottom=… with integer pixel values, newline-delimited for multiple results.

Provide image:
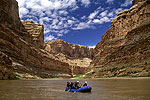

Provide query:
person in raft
left=74, top=81, right=82, bottom=89
left=66, top=82, right=71, bottom=89
left=83, top=81, right=88, bottom=87
left=66, top=81, right=76, bottom=89
left=66, top=81, right=87, bottom=89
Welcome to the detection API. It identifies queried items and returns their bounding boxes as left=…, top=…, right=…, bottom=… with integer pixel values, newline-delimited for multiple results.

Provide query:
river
left=0, top=79, right=150, bottom=100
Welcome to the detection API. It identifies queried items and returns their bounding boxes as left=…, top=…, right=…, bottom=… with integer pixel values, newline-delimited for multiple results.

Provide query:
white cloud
left=67, top=20, right=74, bottom=25
left=81, top=0, right=91, bottom=7
left=93, top=19, right=101, bottom=23
left=88, top=11, right=99, bottom=19
left=88, top=45, right=96, bottom=48
left=17, top=0, right=26, bottom=7
left=57, top=33, right=63, bottom=36
left=108, top=12, right=114, bottom=17
left=100, top=10, right=108, bottom=17
left=59, top=10, right=68, bottom=16
left=19, top=8, right=29, bottom=18
left=106, top=0, right=114, bottom=4
left=39, top=17, right=51, bottom=24
left=73, top=19, right=93, bottom=30
left=93, top=17, right=110, bottom=24
left=115, top=8, right=123, bottom=14
left=73, top=22, right=90, bottom=30
left=52, top=19, right=59, bottom=25
left=81, top=16, right=86, bottom=20
left=121, top=0, right=132, bottom=7
left=45, top=35, right=57, bottom=41
left=16, top=0, right=130, bottom=44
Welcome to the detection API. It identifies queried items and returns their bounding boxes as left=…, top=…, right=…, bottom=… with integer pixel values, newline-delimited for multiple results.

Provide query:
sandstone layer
left=22, top=21, right=44, bottom=49
left=91, top=0, right=150, bottom=77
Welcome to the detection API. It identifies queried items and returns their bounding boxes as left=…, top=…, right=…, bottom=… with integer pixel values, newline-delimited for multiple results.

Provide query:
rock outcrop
left=0, top=0, right=72, bottom=79
left=45, top=40, right=94, bottom=59
left=0, top=51, right=15, bottom=80
left=22, top=21, right=44, bottom=49
left=91, top=0, right=150, bottom=77
left=45, top=40, right=94, bottom=75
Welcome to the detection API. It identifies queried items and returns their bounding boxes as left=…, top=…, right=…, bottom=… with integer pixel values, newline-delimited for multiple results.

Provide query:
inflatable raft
left=65, top=86, right=92, bottom=92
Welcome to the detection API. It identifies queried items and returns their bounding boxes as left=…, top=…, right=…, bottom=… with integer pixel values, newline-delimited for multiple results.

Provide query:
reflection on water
left=0, top=79, right=150, bottom=100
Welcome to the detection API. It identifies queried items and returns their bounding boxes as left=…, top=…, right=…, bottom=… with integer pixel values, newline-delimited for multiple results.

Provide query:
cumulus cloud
left=16, top=0, right=130, bottom=42
left=19, top=8, right=29, bottom=18
left=106, top=0, right=114, bottom=4
left=93, top=17, right=110, bottom=24
left=100, top=10, right=108, bottom=17
left=45, top=35, right=57, bottom=41
left=88, top=11, right=99, bottom=19
left=73, top=22, right=90, bottom=30
left=121, top=0, right=132, bottom=7
left=115, top=8, right=123, bottom=14
left=81, top=0, right=91, bottom=7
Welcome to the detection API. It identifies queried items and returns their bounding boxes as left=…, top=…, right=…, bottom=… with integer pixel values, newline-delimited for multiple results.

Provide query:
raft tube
left=65, top=86, right=92, bottom=92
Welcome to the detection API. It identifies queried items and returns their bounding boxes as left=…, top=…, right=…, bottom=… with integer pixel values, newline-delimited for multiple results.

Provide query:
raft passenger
left=83, top=81, right=88, bottom=87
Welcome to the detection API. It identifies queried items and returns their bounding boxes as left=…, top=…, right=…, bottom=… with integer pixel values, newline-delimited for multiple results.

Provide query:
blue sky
left=16, top=0, right=132, bottom=48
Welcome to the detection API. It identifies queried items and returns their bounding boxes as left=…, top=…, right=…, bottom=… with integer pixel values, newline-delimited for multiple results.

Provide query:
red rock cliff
left=91, top=0, right=150, bottom=77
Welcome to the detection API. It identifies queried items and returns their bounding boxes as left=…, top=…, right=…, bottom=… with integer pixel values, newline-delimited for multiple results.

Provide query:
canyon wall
left=92, top=0, right=150, bottom=77
left=0, top=0, right=72, bottom=79
left=45, top=40, right=94, bottom=75
left=45, top=40, right=94, bottom=59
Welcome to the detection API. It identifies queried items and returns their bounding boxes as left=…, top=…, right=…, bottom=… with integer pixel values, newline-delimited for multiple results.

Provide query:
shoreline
left=14, top=77, right=150, bottom=81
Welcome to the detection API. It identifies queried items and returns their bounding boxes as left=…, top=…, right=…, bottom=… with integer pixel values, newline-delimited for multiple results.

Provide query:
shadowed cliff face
left=91, top=0, right=150, bottom=77
left=0, top=51, right=15, bottom=80
left=0, top=0, right=93, bottom=79
left=0, top=0, right=73, bottom=79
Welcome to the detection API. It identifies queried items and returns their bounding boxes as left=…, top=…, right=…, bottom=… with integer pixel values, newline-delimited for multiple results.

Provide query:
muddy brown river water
left=0, top=79, right=150, bottom=100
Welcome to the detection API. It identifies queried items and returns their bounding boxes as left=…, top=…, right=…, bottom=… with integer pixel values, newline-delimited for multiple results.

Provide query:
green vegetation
left=15, top=73, right=22, bottom=79
left=73, top=75, right=84, bottom=79
left=141, top=74, right=150, bottom=77
left=72, top=71, right=95, bottom=79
